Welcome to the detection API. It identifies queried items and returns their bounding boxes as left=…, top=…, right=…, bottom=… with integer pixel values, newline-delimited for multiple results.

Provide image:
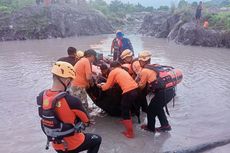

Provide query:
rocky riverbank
left=0, top=3, right=113, bottom=41
left=139, top=11, right=230, bottom=48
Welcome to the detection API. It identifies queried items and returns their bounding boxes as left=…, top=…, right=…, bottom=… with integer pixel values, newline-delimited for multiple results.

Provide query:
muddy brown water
left=0, top=35, right=230, bottom=153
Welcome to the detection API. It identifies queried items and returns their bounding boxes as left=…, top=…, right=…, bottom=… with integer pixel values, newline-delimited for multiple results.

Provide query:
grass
left=206, top=12, right=230, bottom=31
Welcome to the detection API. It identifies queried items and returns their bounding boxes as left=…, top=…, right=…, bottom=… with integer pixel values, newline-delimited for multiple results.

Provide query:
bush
left=158, top=5, right=169, bottom=11
left=207, top=12, right=230, bottom=31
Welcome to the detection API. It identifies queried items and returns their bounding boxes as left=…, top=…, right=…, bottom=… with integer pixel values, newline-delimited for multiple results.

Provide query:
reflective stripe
left=42, top=115, right=55, bottom=119
left=43, top=126, right=75, bottom=138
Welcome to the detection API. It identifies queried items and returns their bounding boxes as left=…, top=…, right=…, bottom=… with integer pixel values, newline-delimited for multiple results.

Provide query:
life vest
left=120, top=38, right=133, bottom=53
left=37, top=91, right=83, bottom=150
left=113, top=38, right=120, bottom=51
left=145, top=64, right=183, bottom=91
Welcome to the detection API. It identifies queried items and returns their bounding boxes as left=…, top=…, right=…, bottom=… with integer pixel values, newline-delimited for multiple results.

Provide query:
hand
left=97, top=84, right=102, bottom=89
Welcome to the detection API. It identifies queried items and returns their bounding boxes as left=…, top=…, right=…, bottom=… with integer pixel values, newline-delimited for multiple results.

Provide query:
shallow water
left=0, top=35, right=230, bottom=153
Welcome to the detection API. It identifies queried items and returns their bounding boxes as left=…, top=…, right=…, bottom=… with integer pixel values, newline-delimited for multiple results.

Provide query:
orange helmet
left=51, top=61, right=76, bottom=79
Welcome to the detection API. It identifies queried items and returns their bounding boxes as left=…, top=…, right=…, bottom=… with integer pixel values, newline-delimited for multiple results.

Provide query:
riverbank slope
left=0, top=3, right=113, bottom=41
left=139, top=11, right=230, bottom=48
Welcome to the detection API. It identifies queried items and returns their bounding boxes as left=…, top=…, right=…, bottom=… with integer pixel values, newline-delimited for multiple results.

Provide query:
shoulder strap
left=50, top=92, right=68, bottom=109
left=37, top=90, right=46, bottom=106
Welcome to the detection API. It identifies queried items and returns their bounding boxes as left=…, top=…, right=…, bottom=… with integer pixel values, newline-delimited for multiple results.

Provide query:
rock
left=0, top=4, right=114, bottom=41
left=222, top=32, right=230, bottom=48
left=139, top=12, right=180, bottom=38
left=138, top=12, right=169, bottom=37
left=176, top=22, right=224, bottom=47
left=139, top=11, right=230, bottom=48
left=167, top=20, right=185, bottom=40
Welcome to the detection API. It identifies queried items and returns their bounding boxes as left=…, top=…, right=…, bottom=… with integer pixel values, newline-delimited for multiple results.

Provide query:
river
left=0, top=35, right=230, bottom=153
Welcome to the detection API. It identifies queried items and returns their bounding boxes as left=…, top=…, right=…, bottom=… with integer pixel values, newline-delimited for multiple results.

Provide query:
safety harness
left=37, top=91, right=85, bottom=151
left=145, top=65, right=181, bottom=116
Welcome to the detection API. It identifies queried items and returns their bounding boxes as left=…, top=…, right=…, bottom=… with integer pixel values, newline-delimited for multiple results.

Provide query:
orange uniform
left=203, top=21, right=209, bottom=29
left=72, top=57, right=92, bottom=88
left=131, top=60, right=142, bottom=75
left=122, top=63, right=133, bottom=75
left=138, top=68, right=157, bottom=89
left=101, top=67, right=138, bottom=94
left=38, top=90, right=89, bottom=151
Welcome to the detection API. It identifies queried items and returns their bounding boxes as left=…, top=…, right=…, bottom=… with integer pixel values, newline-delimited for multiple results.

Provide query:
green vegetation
left=0, top=0, right=34, bottom=12
left=205, top=0, right=230, bottom=8
left=157, top=6, right=169, bottom=11
left=207, top=12, right=230, bottom=31
left=89, top=0, right=154, bottom=18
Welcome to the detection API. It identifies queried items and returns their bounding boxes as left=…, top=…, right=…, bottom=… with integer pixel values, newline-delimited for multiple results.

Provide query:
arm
left=138, top=70, right=148, bottom=90
left=101, top=70, right=115, bottom=91
left=85, top=61, right=93, bottom=87
left=66, top=95, right=90, bottom=124
left=111, top=40, right=115, bottom=54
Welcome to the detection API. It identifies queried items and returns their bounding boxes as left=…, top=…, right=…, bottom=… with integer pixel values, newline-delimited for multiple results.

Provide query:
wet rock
left=138, top=12, right=170, bottom=37
left=176, top=22, right=224, bottom=47
left=222, top=32, right=230, bottom=48
left=139, top=12, right=230, bottom=48
left=0, top=4, right=113, bottom=41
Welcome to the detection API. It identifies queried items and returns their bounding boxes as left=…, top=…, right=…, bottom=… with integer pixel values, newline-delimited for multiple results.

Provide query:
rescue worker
left=120, top=49, right=142, bottom=80
left=138, top=51, right=175, bottom=132
left=97, top=61, right=139, bottom=138
left=76, top=50, right=84, bottom=63
left=111, top=31, right=134, bottom=62
left=71, top=49, right=97, bottom=111
left=120, top=49, right=147, bottom=113
left=203, top=20, right=209, bottom=29
left=99, top=64, right=110, bottom=82
left=58, top=47, right=77, bottom=66
left=111, top=30, right=122, bottom=61
left=37, top=61, right=102, bottom=153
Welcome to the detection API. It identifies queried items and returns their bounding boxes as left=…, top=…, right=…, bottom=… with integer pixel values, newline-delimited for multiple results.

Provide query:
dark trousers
left=121, top=89, right=138, bottom=120
left=147, top=88, right=175, bottom=131
left=113, top=51, right=119, bottom=61
left=56, top=133, right=102, bottom=153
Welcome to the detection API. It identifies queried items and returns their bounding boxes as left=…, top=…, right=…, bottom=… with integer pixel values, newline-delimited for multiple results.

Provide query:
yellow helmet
left=138, top=50, right=152, bottom=61
left=76, top=50, right=84, bottom=59
left=120, top=49, right=133, bottom=60
left=51, top=61, right=76, bottom=79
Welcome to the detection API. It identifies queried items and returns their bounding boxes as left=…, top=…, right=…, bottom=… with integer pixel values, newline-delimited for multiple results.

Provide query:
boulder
left=138, top=12, right=170, bottom=37
left=0, top=4, right=114, bottom=41
left=176, top=22, right=224, bottom=47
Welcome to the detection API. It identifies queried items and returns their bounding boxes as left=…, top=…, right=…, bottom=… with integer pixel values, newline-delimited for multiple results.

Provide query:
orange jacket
left=38, top=90, right=89, bottom=151
left=72, top=57, right=92, bottom=88
left=122, top=63, right=134, bottom=75
left=138, top=68, right=157, bottom=89
left=101, top=67, right=138, bottom=94
left=203, top=21, right=209, bottom=29
left=131, top=60, right=142, bottom=75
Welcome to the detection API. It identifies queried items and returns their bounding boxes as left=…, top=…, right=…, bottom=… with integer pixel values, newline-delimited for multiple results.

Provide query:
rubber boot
left=122, top=119, right=134, bottom=138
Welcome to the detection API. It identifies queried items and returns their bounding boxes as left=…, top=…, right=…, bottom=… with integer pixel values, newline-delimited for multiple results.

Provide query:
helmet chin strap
left=57, top=77, right=68, bottom=91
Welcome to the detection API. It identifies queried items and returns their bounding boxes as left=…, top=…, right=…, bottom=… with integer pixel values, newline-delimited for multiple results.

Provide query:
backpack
left=121, top=38, right=133, bottom=53
left=37, top=91, right=79, bottom=151
left=145, top=64, right=183, bottom=92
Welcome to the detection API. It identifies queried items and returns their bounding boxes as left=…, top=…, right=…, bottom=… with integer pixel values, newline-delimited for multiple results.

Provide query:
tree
left=170, top=1, right=176, bottom=13
left=191, top=1, right=198, bottom=8
left=220, top=0, right=230, bottom=7
left=178, top=0, right=188, bottom=9
left=158, top=5, right=169, bottom=11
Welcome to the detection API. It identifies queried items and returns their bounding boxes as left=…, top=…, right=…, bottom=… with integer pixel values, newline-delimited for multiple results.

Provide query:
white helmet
left=138, top=50, right=152, bottom=61
left=120, top=49, right=133, bottom=60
